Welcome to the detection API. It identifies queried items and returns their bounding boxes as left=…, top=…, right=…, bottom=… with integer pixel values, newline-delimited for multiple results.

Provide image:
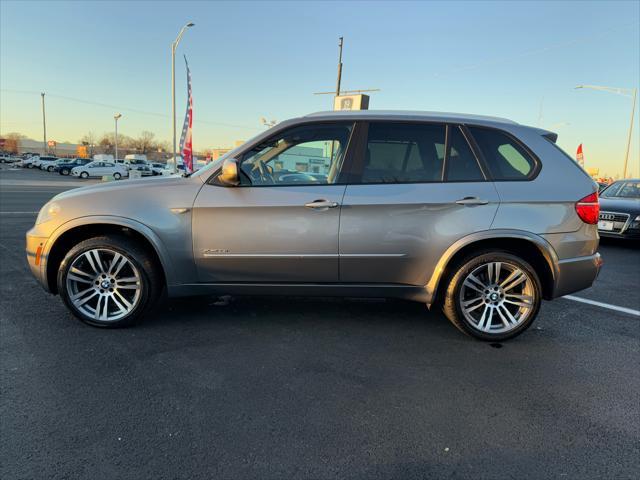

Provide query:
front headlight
left=635, top=215, right=640, bottom=222
left=36, top=202, right=61, bottom=225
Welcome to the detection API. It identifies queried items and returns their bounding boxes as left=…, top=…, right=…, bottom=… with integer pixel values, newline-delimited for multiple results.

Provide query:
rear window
left=468, top=127, right=536, bottom=180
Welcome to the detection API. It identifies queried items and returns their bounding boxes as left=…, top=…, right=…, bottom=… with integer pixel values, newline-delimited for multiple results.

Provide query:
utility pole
left=336, top=36, right=343, bottom=97
left=576, top=84, right=638, bottom=178
left=314, top=37, right=379, bottom=108
left=623, top=88, right=637, bottom=179
left=114, top=113, right=122, bottom=162
left=41, top=92, right=47, bottom=155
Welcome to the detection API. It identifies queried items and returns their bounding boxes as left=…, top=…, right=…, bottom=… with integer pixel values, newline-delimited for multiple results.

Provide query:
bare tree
left=98, top=133, right=115, bottom=154
left=132, top=131, right=157, bottom=154
left=79, top=132, right=97, bottom=156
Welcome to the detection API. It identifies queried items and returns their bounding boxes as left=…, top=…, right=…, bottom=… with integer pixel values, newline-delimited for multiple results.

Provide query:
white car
left=40, top=157, right=63, bottom=172
left=71, top=161, right=129, bottom=180
left=0, top=154, right=20, bottom=164
left=30, top=155, right=57, bottom=169
left=150, top=162, right=172, bottom=175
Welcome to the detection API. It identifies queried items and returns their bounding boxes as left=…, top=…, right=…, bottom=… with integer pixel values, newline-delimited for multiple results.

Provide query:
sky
left=1, top=0, right=639, bottom=177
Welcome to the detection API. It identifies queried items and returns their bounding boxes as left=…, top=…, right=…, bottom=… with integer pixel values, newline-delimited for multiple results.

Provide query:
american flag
left=179, top=55, right=193, bottom=173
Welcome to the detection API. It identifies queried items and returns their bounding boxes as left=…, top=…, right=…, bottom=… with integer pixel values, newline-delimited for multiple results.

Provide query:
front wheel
left=60, top=168, right=70, bottom=175
left=441, top=252, right=542, bottom=341
left=113, top=172, right=122, bottom=180
left=47, top=166, right=54, bottom=172
left=80, top=171, right=89, bottom=179
left=57, top=236, right=162, bottom=327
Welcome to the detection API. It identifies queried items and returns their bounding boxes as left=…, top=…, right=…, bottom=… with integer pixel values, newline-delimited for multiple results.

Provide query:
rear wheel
left=47, top=166, right=54, bottom=172
left=441, top=251, right=541, bottom=341
left=57, top=236, right=162, bottom=327
left=113, top=172, right=122, bottom=180
left=60, top=168, right=70, bottom=175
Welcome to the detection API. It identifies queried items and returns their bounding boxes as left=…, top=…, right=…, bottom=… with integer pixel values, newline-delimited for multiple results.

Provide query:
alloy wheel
left=65, top=248, right=142, bottom=322
left=459, top=261, right=536, bottom=334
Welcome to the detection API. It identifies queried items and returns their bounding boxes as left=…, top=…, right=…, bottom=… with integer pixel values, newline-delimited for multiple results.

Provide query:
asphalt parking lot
left=1, top=165, right=638, bottom=479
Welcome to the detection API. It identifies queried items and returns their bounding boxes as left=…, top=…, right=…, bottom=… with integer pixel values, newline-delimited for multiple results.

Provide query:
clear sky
left=1, top=0, right=639, bottom=177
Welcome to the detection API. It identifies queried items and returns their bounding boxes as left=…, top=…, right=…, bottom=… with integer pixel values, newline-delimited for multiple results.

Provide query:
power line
left=0, top=89, right=262, bottom=131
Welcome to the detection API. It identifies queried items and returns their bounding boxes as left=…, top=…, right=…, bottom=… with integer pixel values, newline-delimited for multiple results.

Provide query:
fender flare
left=43, top=215, right=176, bottom=287
left=425, top=229, right=559, bottom=303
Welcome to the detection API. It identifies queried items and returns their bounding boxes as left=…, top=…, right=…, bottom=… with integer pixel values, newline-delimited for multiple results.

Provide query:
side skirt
left=167, top=283, right=433, bottom=304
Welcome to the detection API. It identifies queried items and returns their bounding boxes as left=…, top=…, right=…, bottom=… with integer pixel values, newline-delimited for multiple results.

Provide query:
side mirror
left=218, top=158, right=240, bottom=186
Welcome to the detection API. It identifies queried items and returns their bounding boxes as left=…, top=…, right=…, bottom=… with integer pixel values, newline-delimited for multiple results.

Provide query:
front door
left=192, top=121, right=356, bottom=283
left=339, top=121, right=500, bottom=286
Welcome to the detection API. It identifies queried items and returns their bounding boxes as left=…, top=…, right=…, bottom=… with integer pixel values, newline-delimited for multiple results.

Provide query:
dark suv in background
left=55, top=158, right=92, bottom=175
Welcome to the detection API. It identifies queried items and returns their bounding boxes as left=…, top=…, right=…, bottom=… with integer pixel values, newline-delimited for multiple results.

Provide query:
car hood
left=52, top=174, right=204, bottom=202
left=599, top=197, right=640, bottom=215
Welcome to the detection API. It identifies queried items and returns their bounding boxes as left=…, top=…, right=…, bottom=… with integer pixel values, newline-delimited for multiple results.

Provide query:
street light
left=172, top=22, right=195, bottom=173
left=576, top=84, right=638, bottom=178
left=114, top=113, right=122, bottom=162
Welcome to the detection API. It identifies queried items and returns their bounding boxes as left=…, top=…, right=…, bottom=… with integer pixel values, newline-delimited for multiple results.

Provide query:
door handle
left=455, top=196, right=489, bottom=206
left=304, top=199, right=339, bottom=209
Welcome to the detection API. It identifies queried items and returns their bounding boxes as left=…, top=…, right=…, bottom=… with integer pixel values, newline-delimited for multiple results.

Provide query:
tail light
left=575, top=192, right=599, bottom=224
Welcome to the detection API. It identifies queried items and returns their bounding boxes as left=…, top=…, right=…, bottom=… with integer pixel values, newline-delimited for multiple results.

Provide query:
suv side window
left=239, top=123, right=353, bottom=186
left=359, top=122, right=446, bottom=183
left=445, top=127, right=484, bottom=182
left=468, top=127, right=536, bottom=180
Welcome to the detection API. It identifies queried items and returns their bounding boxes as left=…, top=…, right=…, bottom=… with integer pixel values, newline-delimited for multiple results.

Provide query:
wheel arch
left=428, top=230, right=559, bottom=306
left=44, top=216, right=173, bottom=294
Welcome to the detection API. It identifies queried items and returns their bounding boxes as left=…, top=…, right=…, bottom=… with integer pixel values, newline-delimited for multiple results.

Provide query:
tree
left=98, top=133, right=115, bottom=154
left=79, top=132, right=97, bottom=156
left=4, top=132, right=26, bottom=141
left=132, top=131, right=157, bottom=154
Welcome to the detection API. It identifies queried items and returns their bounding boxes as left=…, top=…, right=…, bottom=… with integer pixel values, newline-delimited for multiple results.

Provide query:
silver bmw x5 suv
left=26, top=111, right=602, bottom=341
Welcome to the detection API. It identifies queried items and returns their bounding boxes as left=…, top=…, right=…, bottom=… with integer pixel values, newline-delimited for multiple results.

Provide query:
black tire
left=113, top=172, right=122, bottom=180
left=57, top=235, right=163, bottom=328
left=60, top=168, right=70, bottom=176
left=441, top=251, right=542, bottom=341
left=47, top=166, right=54, bottom=172
left=80, top=171, right=89, bottom=179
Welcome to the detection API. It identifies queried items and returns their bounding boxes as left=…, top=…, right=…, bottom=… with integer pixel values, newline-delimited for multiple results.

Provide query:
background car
left=40, top=157, right=63, bottom=172
left=598, top=179, right=640, bottom=239
left=150, top=162, right=171, bottom=175
left=30, top=155, right=57, bottom=169
left=0, top=153, right=20, bottom=163
left=71, top=161, right=129, bottom=179
left=55, top=158, right=92, bottom=175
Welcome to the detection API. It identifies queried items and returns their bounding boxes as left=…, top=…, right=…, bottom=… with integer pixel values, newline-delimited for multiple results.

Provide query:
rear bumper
left=552, top=252, right=602, bottom=298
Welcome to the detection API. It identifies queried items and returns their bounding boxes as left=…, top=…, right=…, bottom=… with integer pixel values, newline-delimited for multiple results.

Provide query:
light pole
left=114, top=113, right=122, bottom=161
left=576, top=84, right=638, bottom=178
left=41, top=92, right=47, bottom=155
left=172, top=22, right=195, bottom=173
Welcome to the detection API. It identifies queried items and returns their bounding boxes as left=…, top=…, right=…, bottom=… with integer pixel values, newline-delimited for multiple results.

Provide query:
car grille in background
left=599, top=211, right=630, bottom=233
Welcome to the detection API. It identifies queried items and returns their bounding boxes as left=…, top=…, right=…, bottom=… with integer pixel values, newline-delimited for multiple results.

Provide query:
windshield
left=602, top=181, right=640, bottom=199
left=190, top=130, right=268, bottom=179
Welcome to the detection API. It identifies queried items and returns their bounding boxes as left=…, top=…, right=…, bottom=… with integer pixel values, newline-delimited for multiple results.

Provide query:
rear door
left=339, top=121, right=500, bottom=286
left=192, top=121, right=357, bottom=283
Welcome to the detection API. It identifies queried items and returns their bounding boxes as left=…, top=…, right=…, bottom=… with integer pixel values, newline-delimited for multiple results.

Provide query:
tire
left=60, top=168, right=70, bottom=176
left=57, top=235, right=162, bottom=328
left=80, top=171, right=89, bottom=179
left=47, top=166, right=54, bottom=172
left=113, top=172, right=122, bottom=180
left=441, top=251, right=542, bottom=341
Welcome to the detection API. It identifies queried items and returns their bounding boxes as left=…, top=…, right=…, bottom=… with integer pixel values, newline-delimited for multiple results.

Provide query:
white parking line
left=563, top=295, right=640, bottom=317
left=0, top=211, right=38, bottom=214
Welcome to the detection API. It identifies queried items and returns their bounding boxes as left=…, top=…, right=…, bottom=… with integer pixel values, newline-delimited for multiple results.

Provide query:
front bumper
left=26, top=228, right=51, bottom=292
left=552, top=252, right=603, bottom=298
left=598, top=229, right=640, bottom=240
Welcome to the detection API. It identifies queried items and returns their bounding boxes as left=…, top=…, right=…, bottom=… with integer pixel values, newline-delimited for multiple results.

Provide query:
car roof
left=303, top=110, right=519, bottom=126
